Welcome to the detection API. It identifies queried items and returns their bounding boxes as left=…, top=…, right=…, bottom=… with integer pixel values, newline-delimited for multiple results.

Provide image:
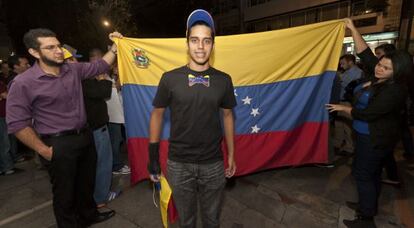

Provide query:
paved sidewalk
left=0, top=150, right=413, bottom=228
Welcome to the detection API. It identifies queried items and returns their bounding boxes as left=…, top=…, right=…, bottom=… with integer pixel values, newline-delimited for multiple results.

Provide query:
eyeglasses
left=40, top=44, right=63, bottom=52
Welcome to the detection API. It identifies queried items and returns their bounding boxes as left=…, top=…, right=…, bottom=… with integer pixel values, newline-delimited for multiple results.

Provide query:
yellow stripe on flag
left=115, top=19, right=344, bottom=86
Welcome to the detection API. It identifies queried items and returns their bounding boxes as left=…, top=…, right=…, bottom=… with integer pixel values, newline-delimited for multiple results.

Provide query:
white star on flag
left=250, top=108, right=260, bottom=117
left=234, top=89, right=238, bottom=97
left=242, top=96, right=252, bottom=105
left=251, top=125, right=260, bottom=133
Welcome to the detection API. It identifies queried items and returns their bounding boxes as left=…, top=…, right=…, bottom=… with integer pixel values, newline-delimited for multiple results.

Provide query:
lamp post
left=102, top=19, right=111, bottom=28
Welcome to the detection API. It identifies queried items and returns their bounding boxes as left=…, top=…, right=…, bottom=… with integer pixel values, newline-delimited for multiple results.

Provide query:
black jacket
left=352, top=48, right=407, bottom=149
left=82, top=78, right=112, bottom=129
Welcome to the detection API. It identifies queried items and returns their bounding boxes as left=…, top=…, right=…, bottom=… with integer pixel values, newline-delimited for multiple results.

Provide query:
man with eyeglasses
left=6, top=28, right=122, bottom=228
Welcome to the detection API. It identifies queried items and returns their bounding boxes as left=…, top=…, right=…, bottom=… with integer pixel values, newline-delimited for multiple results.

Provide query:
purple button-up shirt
left=6, top=59, right=110, bottom=134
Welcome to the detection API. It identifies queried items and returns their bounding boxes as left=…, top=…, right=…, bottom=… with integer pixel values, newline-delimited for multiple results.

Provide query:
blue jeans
left=352, top=133, right=391, bottom=217
left=93, top=125, right=113, bottom=204
left=167, top=159, right=226, bottom=228
left=0, top=117, right=14, bottom=172
left=108, top=123, right=124, bottom=171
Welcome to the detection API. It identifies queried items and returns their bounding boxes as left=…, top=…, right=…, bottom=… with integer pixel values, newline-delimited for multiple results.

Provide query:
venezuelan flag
left=115, top=20, right=345, bottom=184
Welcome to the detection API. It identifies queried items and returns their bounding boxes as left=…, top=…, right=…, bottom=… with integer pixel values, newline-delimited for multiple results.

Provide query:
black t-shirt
left=153, top=66, right=237, bottom=163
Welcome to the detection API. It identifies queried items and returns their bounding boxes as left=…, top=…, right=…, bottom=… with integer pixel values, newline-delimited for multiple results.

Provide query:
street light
left=102, top=20, right=110, bottom=27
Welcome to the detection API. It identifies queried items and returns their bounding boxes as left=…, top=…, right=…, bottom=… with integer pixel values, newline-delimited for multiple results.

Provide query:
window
left=352, top=0, right=366, bottom=16
left=339, top=2, right=349, bottom=18
left=354, top=17, right=377, bottom=27
left=291, top=12, right=305, bottom=27
left=321, top=4, right=338, bottom=21
left=249, top=0, right=266, bottom=7
left=306, top=9, right=319, bottom=24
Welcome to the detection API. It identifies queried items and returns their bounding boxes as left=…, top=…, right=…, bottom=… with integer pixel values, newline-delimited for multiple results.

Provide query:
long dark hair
left=382, top=50, right=413, bottom=84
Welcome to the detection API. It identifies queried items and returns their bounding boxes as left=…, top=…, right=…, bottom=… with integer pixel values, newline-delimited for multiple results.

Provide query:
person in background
left=106, top=64, right=130, bottom=175
left=0, top=79, right=15, bottom=175
left=84, top=47, right=121, bottom=208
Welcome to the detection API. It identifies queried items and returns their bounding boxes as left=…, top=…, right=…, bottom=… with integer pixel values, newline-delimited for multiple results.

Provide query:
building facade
left=213, top=0, right=414, bottom=54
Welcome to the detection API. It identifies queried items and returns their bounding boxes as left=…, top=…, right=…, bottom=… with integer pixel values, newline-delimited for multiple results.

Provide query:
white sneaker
left=112, top=165, right=131, bottom=175
left=4, top=169, right=15, bottom=175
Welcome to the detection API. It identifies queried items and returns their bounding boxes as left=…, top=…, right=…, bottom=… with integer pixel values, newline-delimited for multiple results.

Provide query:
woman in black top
left=326, top=18, right=413, bottom=228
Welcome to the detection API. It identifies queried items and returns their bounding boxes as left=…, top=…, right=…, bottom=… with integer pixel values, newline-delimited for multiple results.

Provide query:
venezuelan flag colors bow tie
left=188, top=74, right=210, bottom=87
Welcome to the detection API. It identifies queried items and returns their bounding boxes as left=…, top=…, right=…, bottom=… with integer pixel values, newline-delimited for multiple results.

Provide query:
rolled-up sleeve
left=6, top=81, right=33, bottom=134
left=77, top=59, right=110, bottom=80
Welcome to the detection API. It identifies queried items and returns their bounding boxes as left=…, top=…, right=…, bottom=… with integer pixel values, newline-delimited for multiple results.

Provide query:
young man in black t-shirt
left=148, top=9, right=237, bottom=228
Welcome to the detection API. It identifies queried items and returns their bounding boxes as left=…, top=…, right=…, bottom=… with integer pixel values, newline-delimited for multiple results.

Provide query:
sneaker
left=343, top=215, right=376, bottom=228
left=4, top=169, right=15, bottom=175
left=381, top=179, right=401, bottom=187
left=112, top=165, right=131, bottom=175
left=107, top=190, right=122, bottom=202
left=315, top=163, right=335, bottom=168
left=14, top=157, right=26, bottom=163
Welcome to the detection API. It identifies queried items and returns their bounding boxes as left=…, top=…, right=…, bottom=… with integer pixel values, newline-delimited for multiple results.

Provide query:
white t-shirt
left=106, top=80, right=125, bottom=124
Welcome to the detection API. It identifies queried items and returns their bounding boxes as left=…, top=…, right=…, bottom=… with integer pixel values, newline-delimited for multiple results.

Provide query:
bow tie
left=188, top=74, right=210, bottom=87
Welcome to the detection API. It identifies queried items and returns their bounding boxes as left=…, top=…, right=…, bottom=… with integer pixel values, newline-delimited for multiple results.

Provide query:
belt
left=40, top=126, right=89, bottom=139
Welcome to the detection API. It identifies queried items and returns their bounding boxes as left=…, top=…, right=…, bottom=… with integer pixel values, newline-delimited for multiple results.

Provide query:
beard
left=39, top=53, right=64, bottom=67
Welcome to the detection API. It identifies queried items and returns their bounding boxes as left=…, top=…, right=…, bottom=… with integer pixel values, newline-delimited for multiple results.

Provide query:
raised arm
left=102, top=32, right=123, bottom=66
left=344, top=18, right=368, bottom=54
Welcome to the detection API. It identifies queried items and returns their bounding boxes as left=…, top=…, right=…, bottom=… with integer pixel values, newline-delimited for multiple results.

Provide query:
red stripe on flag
left=128, top=122, right=328, bottom=185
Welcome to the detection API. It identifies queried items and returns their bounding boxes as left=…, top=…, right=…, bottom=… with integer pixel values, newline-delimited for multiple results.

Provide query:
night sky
left=0, top=0, right=214, bottom=59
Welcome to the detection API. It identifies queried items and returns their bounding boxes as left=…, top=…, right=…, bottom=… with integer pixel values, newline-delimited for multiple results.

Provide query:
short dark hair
left=375, top=43, right=396, bottom=55
left=186, top=21, right=215, bottom=42
left=383, top=50, right=413, bottom=84
left=89, top=48, right=103, bottom=58
left=340, top=54, right=356, bottom=63
left=23, top=28, right=56, bottom=50
left=7, top=55, right=25, bottom=69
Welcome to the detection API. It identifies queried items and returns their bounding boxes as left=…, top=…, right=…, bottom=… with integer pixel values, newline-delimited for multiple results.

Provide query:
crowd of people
left=0, top=9, right=413, bottom=228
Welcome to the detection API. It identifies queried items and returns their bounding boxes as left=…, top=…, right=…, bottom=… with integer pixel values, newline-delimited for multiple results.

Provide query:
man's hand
left=39, top=146, right=53, bottom=161
left=225, top=156, right=236, bottom=178
left=149, top=174, right=161, bottom=182
left=344, top=18, right=355, bottom=31
left=108, top=31, right=123, bottom=42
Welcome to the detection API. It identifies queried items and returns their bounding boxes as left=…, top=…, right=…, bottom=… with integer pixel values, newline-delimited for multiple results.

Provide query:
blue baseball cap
left=186, top=9, right=215, bottom=36
left=63, top=44, right=83, bottom=59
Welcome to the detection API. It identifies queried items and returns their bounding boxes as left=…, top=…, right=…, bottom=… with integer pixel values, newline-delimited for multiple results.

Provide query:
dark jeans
left=352, top=133, right=391, bottom=217
left=167, top=159, right=226, bottom=228
left=40, top=130, right=98, bottom=228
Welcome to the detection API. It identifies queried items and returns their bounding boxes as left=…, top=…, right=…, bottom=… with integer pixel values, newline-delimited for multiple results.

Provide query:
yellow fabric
left=115, top=19, right=344, bottom=86
left=159, top=175, right=172, bottom=228
left=62, top=47, right=73, bottom=59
